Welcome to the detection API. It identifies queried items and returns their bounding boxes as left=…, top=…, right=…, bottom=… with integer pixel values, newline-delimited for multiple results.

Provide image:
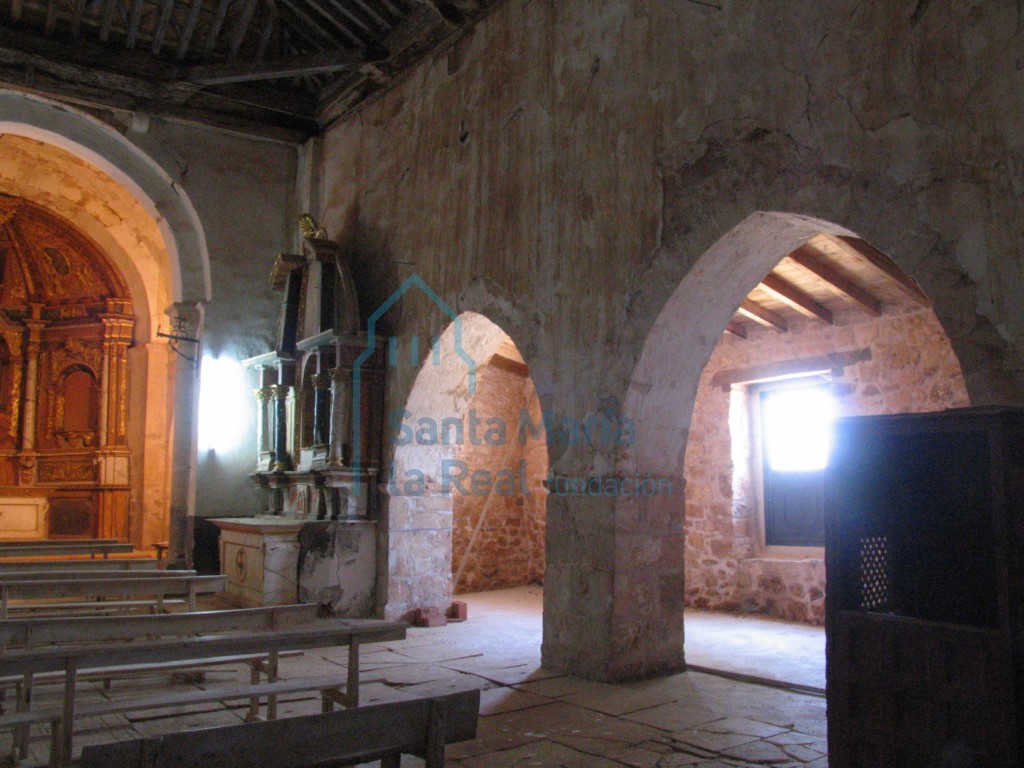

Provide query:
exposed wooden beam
left=151, top=0, right=177, bottom=55
left=324, top=0, right=374, bottom=36
left=70, top=0, right=88, bottom=37
left=725, top=320, right=748, bottom=339
left=349, top=0, right=389, bottom=28
left=788, top=246, right=883, bottom=316
left=228, top=0, right=260, bottom=61
left=125, top=0, right=146, bottom=49
left=759, top=273, right=833, bottom=324
left=0, top=37, right=317, bottom=140
left=254, top=1, right=277, bottom=61
left=283, top=0, right=363, bottom=47
left=832, top=235, right=931, bottom=306
left=98, top=0, right=117, bottom=41
left=737, top=299, right=788, bottom=332
left=202, top=0, right=232, bottom=56
left=176, top=0, right=205, bottom=61
left=188, top=47, right=369, bottom=85
left=276, top=0, right=345, bottom=49
left=44, top=0, right=59, bottom=35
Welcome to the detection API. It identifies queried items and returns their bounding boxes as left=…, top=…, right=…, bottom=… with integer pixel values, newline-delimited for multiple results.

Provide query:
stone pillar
left=328, top=365, right=351, bottom=466
left=167, top=302, right=203, bottom=569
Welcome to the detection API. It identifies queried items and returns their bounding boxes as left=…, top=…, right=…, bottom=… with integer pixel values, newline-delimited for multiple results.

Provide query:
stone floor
left=4, top=586, right=828, bottom=767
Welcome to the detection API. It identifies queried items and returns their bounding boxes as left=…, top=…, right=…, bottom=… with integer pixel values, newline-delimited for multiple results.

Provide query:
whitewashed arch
left=0, top=89, right=211, bottom=304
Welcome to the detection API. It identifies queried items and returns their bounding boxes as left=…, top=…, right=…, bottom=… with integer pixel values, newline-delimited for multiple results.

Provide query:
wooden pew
left=0, top=542, right=134, bottom=559
left=0, top=605, right=319, bottom=761
left=0, top=574, right=226, bottom=617
left=77, top=689, right=480, bottom=768
left=0, top=558, right=158, bottom=573
left=0, top=618, right=407, bottom=765
left=0, top=539, right=119, bottom=547
left=0, top=569, right=195, bottom=583
left=0, top=603, right=317, bottom=648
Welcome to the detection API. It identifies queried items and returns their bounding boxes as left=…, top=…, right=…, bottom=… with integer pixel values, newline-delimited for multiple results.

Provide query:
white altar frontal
left=211, top=517, right=306, bottom=607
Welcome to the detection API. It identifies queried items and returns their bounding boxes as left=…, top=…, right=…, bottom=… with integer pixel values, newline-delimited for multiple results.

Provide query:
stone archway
left=607, top=211, right=987, bottom=681
left=0, top=90, right=211, bottom=556
left=384, top=311, right=548, bottom=622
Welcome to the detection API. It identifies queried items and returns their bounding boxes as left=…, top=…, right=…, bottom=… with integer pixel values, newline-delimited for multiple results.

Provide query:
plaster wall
left=318, top=0, right=1024, bottom=679
left=124, top=118, right=300, bottom=520
left=684, top=302, right=969, bottom=624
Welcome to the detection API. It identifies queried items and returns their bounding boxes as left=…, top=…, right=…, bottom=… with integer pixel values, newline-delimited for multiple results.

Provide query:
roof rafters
left=188, top=46, right=370, bottom=84
left=759, top=273, right=833, bottom=324
left=738, top=298, right=788, bottom=332
left=831, top=236, right=931, bottom=307
left=726, top=321, right=748, bottom=339
left=787, top=246, right=882, bottom=317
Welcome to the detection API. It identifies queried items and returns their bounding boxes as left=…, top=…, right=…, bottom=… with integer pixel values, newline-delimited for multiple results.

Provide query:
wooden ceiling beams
left=725, top=238, right=921, bottom=341
left=787, top=246, right=883, bottom=317
left=759, top=273, right=833, bottom=324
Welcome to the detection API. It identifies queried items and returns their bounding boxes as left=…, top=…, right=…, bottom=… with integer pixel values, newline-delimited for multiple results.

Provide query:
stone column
left=327, top=365, right=351, bottom=466
left=166, top=302, right=204, bottom=569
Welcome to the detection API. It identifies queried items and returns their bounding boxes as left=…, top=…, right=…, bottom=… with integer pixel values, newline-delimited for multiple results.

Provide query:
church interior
left=0, top=0, right=1022, bottom=765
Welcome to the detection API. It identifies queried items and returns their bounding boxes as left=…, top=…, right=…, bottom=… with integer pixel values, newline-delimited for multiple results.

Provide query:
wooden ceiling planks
left=726, top=236, right=924, bottom=341
left=0, top=0, right=503, bottom=137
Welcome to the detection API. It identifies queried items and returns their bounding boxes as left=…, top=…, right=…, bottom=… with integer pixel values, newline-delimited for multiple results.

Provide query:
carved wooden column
left=96, top=306, right=134, bottom=540
left=19, top=306, right=47, bottom=486
left=254, top=385, right=271, bottom=465
left=327, top=364, right=351, bottom=467
left=270, top=383, right=292, bottom=471
left=167, top=302, right=203, bottom=569
left=310, top=372, right=331, bottom=447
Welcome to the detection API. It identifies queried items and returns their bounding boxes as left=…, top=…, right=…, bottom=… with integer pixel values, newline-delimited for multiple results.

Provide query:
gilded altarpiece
left=0, top=195, right=135, bottom=539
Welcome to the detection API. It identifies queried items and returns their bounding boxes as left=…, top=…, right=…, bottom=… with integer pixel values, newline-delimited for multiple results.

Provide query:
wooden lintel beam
left=725, top=320, right=748, bottom=339
left=832, top=235, right=931, bottom=306
left=759, top=273, right=833, bottom=324
left=737, top=299, right=788, bottom=332
left=787, top=246, right=882, bottom=316
left=187, top=48, right=371, bottom=86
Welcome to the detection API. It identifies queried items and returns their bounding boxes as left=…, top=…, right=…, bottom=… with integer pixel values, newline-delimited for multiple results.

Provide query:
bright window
left=198, top=355, right=248, bottom=453
left=761, top=383, right=836, bottom=472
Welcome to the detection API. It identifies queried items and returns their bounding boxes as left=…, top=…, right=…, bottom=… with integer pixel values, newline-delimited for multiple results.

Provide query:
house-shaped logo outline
left=351, top=273, right=477, bottom=489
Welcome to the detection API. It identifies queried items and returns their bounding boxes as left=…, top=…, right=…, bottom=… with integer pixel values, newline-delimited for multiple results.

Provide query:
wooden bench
left=0, top=604, right=317, bottom=649
left=0, top=569, right=195, bottom=584
left=0, top=618, right=407, bottom=765
left=0, top=539, right=119, bottom=548
left=0, top=558, right=158, bottom=573
left=0, top=542, right=135, bottom=559
left=0, top=574, right=227, bottom=617
left=77, top=689, right=480, bottom=768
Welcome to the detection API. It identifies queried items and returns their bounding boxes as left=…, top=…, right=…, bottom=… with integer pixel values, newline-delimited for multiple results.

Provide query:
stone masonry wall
left=452, top=357, right=547, bottom=593
left=684, top=301, right=969, bottom=624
